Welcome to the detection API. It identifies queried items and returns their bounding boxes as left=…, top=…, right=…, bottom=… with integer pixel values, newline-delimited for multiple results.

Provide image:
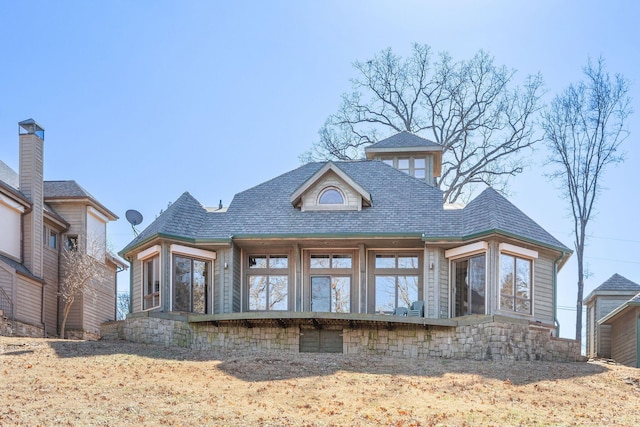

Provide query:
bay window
left=500, top=254, right=532, bottom=314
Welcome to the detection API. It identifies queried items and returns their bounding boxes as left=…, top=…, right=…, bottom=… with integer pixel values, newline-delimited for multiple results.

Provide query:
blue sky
left=1, top=1, right=638, bottom=339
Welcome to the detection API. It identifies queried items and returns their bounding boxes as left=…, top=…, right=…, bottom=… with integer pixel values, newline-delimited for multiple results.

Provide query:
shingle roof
left=366, top=131, right=442, bottom=150
left=0, top=253, right=42, bottom=282
left=0, top=160, right=18, bottom=188
left=460, top=188, right=568, bottom=250
left=592, top=274, right=640, bottom=293
left=44, top=180, right=118, bottom=220
left=121, top=160, right=571, bottom=256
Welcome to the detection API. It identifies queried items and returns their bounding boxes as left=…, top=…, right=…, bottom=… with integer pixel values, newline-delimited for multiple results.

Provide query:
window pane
left=414, top=158, right=426, bottom=168
left=332, top=277, right=351, bottom=313
left=398, top=256, right=418, bottom=269
left=500, top=254, right=515, bottom=297
left=375, top=255, right=395, bottom=269
left=269, top=255, right=288, bottom=269
left=398, top=158, right=409, bottom=172
left=397, top=276, right=418, bottom=308
left=414, top=169, right=426, bottom=179
left=249, top=275, right=267, bottom=310
left=375, top=276, right=396, bottom=314
left=311, top=276, right=331, bottom=312
left=319, top=188, right=344, bottom=204
left=469, top=255, right=486, bottom=315
left=49, top=231, right=57, bottom=249
left=143, top=256, right=160, bottom=310
left=268, top=276, right=288, bottom=310
left=249, top=256, right=267, bottom=269
left=332, top=255, right=352, bottom=269
left=383, top=159, right=393, bottom=166
left=192, top=260, right=207, bottom=314
left=310, top=255, right=330, bottom=269
left=174, top=256, right=191, bottom=312
left=516, top=258, right=531, bottom=313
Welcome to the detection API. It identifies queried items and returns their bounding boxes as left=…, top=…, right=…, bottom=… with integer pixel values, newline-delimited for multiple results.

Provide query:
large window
left=143, top=256, right=160, bottom=310
left=173, top=255, right=208, bottom=313
left=373, top=254, right=420, bottom=314
left=309, top=253, right=352, bottom=313
left=248, top=255, right=288, bottom=311
left=452, top=254, right=486, bottom=316
left=500, top=254, right=532, bottom=314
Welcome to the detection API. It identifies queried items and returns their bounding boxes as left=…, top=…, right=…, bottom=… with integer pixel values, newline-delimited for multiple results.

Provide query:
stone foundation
left=0, top=318, right=44, bottom=338
left=105, top=312, right=582, bottom=362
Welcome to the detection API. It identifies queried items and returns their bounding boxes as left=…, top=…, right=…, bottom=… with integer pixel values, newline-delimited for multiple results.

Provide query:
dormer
left=365, top=131, right=443, bottom=186
left=290, top=162, right=372, bottom=212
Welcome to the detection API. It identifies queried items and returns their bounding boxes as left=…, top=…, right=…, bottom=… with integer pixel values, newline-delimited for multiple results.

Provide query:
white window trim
left=137, top=245, right=161, bottom=261
left=498, top=243, right=538, bottom=259
left=317, top=186, right=346, bottom=206
left=170, top=244, right=216, bottom=261
left=445, top=241, right=488, bottom=259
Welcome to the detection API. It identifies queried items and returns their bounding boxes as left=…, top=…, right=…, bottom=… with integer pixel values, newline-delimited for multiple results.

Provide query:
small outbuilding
left=599, top=293, right=640, bottom=368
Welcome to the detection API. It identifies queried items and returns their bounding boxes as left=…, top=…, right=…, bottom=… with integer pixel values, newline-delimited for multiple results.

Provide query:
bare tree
left=542, top=57, right=631, bottom=343
left=116, top=292, right=130, bottom=320
left=302, top=44, right=544, bottom=203
left=59, top=235, right=111, bottom=339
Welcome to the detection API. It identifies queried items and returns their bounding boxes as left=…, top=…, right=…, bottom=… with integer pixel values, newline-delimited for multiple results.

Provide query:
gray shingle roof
left=366, top=131, right=443, bottom=150
left=592, top=274, right=640, bottom=293
left=460, top=188, right=568, bottom=250
left=0, top=161, right=18, bottom=188
left=0, top=253, right=42, bottom=282
left=44, top=180, right=118, bottom=220
left=121, top=160, right=570, bottom=256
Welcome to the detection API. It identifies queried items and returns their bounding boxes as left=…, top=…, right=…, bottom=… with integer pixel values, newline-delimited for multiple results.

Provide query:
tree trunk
left=575, top=279, right=584, bottom=343
left=60, top=299, right=73, bottom=339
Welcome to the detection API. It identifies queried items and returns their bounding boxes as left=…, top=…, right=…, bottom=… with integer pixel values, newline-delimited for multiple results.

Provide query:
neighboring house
left=599, top=293, right=640, bottom=368
left=583, top=274, right=640, bottom=359
left=118, top=131, right=578, bottom=360
left=0, top=119, right=124, bottom=339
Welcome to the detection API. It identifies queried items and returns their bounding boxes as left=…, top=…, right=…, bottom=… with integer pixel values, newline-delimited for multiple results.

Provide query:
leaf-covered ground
left=1, top=336, right=639, bottom=426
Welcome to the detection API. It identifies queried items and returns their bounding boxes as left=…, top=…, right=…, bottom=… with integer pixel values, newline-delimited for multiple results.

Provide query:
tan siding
left=0, top=265, right=15, bottom=306
left=15, top=277, right=43, bottom=326
left=611, top=309, right=638, bottom=367
left=232, top=245, right=241, bottom=312
left=48, top=203, right=86, bottom=237
left=63, top=295, right=83, bottom=330
left=425, top=247, right=437, bottom=318
left=42, top=241, right=60, bottom=336
left=131, top=259, right=142, bottom=313
left=81, top=265, right=117, bottom=335
left=533, top=255, right=554, bottom=323
left=596, top=297, right=631, bottom=357
left=438, top=249, right=449, bottom=318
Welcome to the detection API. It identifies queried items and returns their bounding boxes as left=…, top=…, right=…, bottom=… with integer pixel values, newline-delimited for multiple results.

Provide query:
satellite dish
left=125, top=209, right=144, bottom=236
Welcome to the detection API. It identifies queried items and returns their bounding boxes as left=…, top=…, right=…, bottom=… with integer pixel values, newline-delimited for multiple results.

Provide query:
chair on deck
left=407, top=300, right=424, bottom=317
left=393, top=306, right=408, bottom=316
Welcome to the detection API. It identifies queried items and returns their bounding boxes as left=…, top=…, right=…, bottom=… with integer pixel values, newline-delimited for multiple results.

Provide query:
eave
left=422, top=229, right=573, bottom=268
left=599, top=300, right=640, bottom=325
left=44, top=196, right=118, bottom=221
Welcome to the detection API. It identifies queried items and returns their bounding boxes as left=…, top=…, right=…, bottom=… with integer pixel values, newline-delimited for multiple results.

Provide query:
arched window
left=318, top=187, right=344, bottom=205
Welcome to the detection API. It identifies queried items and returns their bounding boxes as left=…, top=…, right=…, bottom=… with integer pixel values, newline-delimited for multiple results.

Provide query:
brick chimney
left=19, top=118, right=45, bottom=278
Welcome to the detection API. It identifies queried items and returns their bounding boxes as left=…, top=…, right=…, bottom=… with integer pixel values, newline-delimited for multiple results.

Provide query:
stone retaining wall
left=105, top=312, right=582, bottom=362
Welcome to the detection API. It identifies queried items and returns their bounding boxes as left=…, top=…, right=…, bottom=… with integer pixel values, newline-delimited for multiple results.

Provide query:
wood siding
left=81, top=267, right=117, bottom=336
left=0, top=264, right=15, bottom=311
left=438, top=249, right=448, bottom=318
left=15, top=276, right=42, bottom=326
left=232, top=245, right=241, bottom=313
left=610, top=309, right=639, bottom=367
left=131, top=258, right=142, bottom=313
left=596, top=297, right=630, bottom=358
left=42, top=236, right=60, bottom=336
left=532, top=254, right=554, bottom=324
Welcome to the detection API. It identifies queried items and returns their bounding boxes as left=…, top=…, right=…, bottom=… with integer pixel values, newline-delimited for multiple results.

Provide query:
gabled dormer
left=364, top=131, right=443, bottom=186
left=290, top=162, right=372, bottom=211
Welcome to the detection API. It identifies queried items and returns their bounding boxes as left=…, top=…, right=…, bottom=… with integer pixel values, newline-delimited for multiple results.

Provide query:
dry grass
left=1, top=336, right=639, bottom=426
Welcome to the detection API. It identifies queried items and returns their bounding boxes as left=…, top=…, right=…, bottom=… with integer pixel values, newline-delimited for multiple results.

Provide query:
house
left=584, top=274, right=640, bottom=364
left=583, top=274, right=640, bottom=359
left=599, top=292, right=640, bottom=368
left=118, top=132, right=580, bottom=360
left=0, top=119, right=124, bottom=339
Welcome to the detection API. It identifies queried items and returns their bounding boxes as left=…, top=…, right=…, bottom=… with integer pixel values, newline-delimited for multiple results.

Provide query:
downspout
left=128, top=256, right=134, bottom=316
left=553, top=251, right=566, bottom=336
